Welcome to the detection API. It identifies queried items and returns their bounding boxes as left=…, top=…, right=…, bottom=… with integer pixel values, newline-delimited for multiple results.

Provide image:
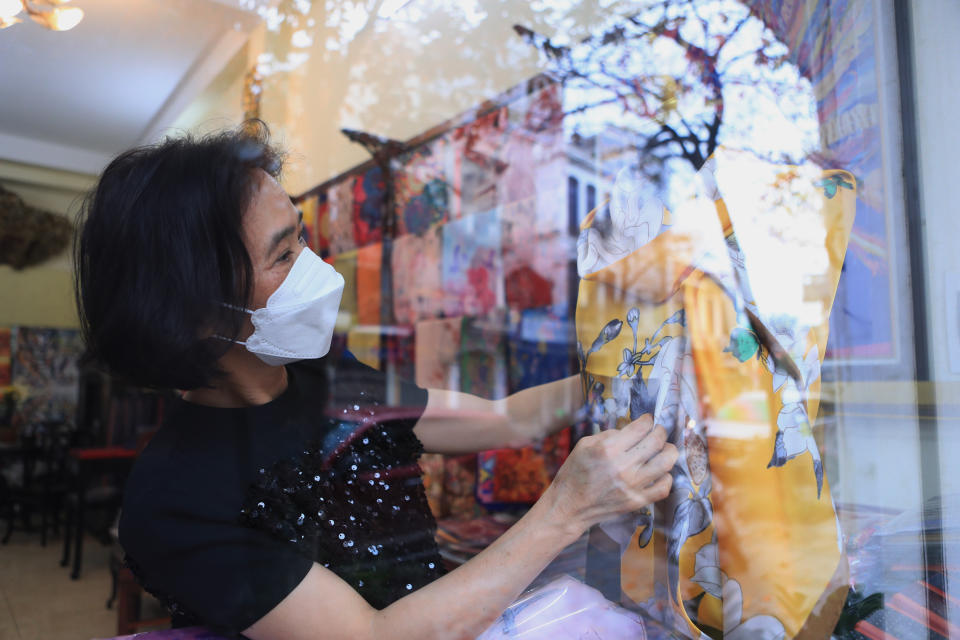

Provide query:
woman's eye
left=278, top=250, right=293, bottom=263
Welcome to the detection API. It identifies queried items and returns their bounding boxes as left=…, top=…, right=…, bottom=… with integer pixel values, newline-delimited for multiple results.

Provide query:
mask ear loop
left=213, top=303, right=255, bottom=345
left=221, top=302, right=254, bottom=313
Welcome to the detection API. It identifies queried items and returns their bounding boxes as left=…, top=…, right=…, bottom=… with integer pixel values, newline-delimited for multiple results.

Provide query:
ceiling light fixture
left=0, top=0, right=84, bottom=32
left=0, top=0, right=22, bottom=28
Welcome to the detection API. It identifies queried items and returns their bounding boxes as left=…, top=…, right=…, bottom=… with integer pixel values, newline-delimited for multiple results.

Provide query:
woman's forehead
left=244, top=171, right=296, bottom=246
left=250, top=169, right=285, bottom=204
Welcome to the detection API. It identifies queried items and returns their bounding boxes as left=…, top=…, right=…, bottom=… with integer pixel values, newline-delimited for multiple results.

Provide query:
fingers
left=625, top=422, right=668, bottom=463
left=617, top=414, right=655, bottom=448
left=636, top=443, right=679, bottom=486
left=641, top=472, right=674, bottom=504
left=593, top=413, right=671, bottom=469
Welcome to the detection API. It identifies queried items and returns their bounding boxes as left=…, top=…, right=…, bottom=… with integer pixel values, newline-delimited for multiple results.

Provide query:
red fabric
left=70, top=446, right=138, bottom=460
left=505, top=265, right=553, bottom=310
left=356, top=243, right=382, bottom=325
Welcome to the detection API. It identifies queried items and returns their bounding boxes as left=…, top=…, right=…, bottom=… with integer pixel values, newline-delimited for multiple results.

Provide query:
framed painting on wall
left=746, top=0, right=913, bottom=378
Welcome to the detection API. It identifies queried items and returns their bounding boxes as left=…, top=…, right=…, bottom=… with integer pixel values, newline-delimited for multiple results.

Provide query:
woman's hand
left=542, top=414, right=677, bottom=538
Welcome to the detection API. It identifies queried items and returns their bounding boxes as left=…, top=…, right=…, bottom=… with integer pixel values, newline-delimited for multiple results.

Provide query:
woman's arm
left=414, top=375, right=584, bottom=455
left=244, top=416, right=676, bottom=640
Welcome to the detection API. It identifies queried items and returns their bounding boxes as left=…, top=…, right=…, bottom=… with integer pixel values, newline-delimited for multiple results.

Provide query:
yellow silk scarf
left=575, top=149, right=855, bottom=638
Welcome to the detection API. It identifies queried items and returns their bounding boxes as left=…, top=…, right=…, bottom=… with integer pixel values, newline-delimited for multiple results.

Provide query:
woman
left=74, top=123, right=676, bottom=640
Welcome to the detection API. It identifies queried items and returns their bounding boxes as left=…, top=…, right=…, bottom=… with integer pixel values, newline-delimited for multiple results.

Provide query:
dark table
left=60, top=446, right=138, bottom=579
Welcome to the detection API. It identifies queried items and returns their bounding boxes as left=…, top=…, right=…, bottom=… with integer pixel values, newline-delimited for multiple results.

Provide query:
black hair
left=74, top=121, right=285, bottom=390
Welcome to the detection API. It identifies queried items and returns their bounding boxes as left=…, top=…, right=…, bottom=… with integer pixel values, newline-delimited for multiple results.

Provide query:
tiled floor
left=0, top=529, right=163, bottom=640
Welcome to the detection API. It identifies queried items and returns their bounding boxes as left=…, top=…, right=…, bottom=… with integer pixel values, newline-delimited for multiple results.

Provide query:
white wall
left=0, top=160, right=95, bottom=328
left=910, top=0, right=960, bottom=496
left=910, top=0, right=960, bottom=597
left=911, top=0, right=960, bottom=384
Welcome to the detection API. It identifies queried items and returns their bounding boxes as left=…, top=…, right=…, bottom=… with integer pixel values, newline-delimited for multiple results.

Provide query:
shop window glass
left=3, top=0, right=957, bottom=638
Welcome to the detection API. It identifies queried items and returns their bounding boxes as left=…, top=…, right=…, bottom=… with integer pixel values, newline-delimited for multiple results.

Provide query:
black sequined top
left=119, top=350, right=446, bottom=638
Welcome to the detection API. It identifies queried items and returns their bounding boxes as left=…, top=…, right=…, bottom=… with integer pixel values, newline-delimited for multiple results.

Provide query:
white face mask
left=221, top=248, right=345, bottom=366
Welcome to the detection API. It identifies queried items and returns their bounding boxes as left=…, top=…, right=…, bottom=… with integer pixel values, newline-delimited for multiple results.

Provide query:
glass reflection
left=266, top=1, right=944, bottom=636
left=244, top=0, right=948, bottom=637
left=2, top=0, right=955, bottom=638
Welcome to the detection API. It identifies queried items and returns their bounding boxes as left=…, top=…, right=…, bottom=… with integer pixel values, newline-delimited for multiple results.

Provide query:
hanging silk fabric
left=575, top=147, right=856, bottom=638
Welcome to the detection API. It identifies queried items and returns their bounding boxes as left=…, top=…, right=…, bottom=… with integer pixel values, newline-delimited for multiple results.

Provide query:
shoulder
left=119, top=485, right=313, bottom=634
left=124, top=401, right=235, bottom=493
left=292, top=351, right=427, bottom=417
left=118, top=414, right=314, bottom=633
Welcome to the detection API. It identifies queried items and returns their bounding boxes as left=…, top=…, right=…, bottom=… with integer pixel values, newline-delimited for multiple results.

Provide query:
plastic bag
left=478, top=574, right=647, bottom=639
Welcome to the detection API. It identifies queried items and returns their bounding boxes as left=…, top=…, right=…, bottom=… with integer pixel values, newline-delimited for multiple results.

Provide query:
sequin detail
left=238, top=418, right=445, bottom=609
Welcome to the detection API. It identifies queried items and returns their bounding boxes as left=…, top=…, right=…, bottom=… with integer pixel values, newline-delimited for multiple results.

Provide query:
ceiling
left=0, top=0, right=261, bottom=176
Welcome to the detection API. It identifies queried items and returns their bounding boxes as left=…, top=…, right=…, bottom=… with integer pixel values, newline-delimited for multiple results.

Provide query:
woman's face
left=240, top=169, right=307, bottom=319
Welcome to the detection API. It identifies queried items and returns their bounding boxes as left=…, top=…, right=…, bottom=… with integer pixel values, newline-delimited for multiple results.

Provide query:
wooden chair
left=0, top=421, right=71, bottom=546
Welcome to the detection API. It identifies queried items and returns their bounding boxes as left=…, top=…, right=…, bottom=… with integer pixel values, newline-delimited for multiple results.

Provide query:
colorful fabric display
left=419, top=452, right=446, bottom=517
left=298, top=193, right=320, bottom=254
left=441, top=208, right=503, bottom=317
left=313, top=191, right=331, bottom=258
left=504, top=263, right=553, bottom=312
left=575, top=147, right=854, bottom=638
left=451, top=107, right=508, bottom=219
left=383, top=327, right=416, bottom=382
left=458, top=312, right=508, bottom=401
left=352, top=166, right=385, bottom=247
left=327, top=179, right=356, bottom=254
left=478, top=308, right=572, bottom=508
left=391, top=228, right=444, bottom=324
left=10, top=327, right=83, bottom=427
left=499, top=81, right=565, bottom=210
left=515, top=82, right=570, bottom=240
left=531, top=157, right=566, bottom=239
left=414, top=317, right=461, bottom=391
left=332, top=250, right=358, bottom=330
left=506, top=308, right=572, bottom=394
left=477, top=442, right=565, bottom=507
left=393, top=136, right=453, bottom=236
left=345, top=327, right=381, bottom=370
left=435, top=514, right=517, bottom=560
left=0, top=327, right=10, bottom=388
left=540, top=429, right=571, bottom=484
left=355, top=243, right=382, bottom=326
left=443, top=453, right=479, bottom=518
left=501, top=198, right=570, bottom=313
left=497, top=123, right=536, bottom=208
